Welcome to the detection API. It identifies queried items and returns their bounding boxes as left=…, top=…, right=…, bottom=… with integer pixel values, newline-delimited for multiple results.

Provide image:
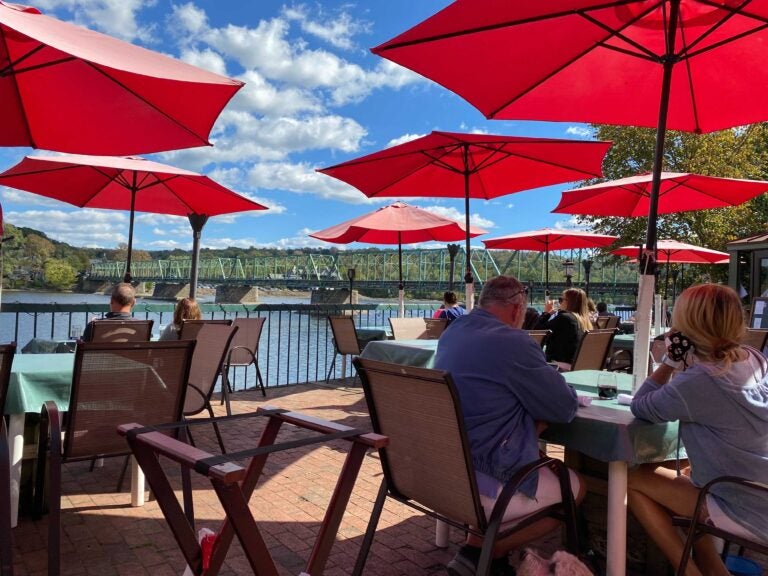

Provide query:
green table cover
left=356, top=327, right=391, bottom=347
left=6, top=353, right=74, bottom=414
left=359, top=339, right=439, bottom=368
left=611, top=334, right=635, bottom=351
left=545, top=370, right=683, bottom=465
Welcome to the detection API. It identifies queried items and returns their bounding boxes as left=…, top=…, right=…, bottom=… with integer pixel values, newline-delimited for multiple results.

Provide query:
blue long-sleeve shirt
left=631, top=350, right=768, bottom=541
left=435, top=308, right=578, bottom=496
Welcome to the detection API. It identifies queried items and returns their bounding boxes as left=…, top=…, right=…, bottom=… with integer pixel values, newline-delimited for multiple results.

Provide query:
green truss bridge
left=86, top=248, right=640, bottom=296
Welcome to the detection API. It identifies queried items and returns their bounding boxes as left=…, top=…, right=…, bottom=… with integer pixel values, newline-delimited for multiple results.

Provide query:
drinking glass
left=597, top=372, right=618, bottom=400
left=69, top=323, right=83, bottom=340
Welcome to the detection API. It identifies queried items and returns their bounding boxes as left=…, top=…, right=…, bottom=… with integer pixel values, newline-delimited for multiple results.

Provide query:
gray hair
left=477, top=275, right=526, bottom=309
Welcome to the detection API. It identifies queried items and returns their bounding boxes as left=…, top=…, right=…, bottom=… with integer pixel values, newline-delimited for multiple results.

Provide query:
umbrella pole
left=463, top=158, right=474, bottom=311
left=545, top=239, right=550, bottom=299
left=123, top=183, right=137, bottom=284
left=633, top=0, right=681, bottom=393
left=398, top=233, right=405, bottom=318
left=188, top=214, right=209, bottom=300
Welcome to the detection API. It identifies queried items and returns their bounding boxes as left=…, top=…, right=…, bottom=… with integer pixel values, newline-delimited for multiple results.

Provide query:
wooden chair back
left=90, top=319, right=153, bottom=343
left=570, top=329, right=616, bottom=371
left=742, top=329, right=768, bottom=353
left=327, top=316, right=362, bottom=356
left=389, top=317, right=428, bottom=340
left=526, top=330, right=550, bottom=348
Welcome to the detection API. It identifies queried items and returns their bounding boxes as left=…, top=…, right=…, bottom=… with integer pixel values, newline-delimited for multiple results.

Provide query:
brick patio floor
left=9, top=379, right=766, bottom=575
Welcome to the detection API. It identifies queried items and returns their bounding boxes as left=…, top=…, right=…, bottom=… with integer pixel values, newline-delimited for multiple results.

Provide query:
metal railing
left=0, top=302, right=439, bottom=393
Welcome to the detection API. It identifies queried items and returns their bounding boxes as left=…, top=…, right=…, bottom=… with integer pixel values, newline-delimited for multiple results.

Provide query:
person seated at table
left=159, top=297, right=201, bottom=341
left=435, top=275, right=584, bottom=576
left=432, top=290, right=466, bottom=325
left=587, top=298, right=598, bottom=324
left=629, top=284, right=768, bottom=576
left=596, top=301, right=615, bottom=317
left=81, top=282, right=137, bottom=341
left=535, top=288, right=592, bottom=367
left=522, top=306, right=540, bottom=330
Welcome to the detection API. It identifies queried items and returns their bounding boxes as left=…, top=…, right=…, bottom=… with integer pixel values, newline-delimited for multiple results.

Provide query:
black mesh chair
left=0, top=343, right=17, bottom=576
left=326, top=316, right=362, bottom=382
left=179, top=318, right=232, bottom=340
left=35, top=340, right=195, bottom=576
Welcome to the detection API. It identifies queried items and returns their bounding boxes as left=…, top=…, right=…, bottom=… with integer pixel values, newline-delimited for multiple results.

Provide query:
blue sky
left=0, top=0, right=597, bottom=252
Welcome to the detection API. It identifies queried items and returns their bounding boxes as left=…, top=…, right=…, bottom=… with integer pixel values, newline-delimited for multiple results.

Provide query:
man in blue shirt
left=435, top=275, right=583, bottom=576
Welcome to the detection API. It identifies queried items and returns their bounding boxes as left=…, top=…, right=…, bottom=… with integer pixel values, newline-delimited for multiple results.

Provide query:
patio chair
left=88, top=319, right=153, bottom=343
left=34, top=340, right=195, bottom=576
left=424, top=318, right=448, bottom=339
left=0, top=343, right=16, bottom=576
left=352, top=357, right=581, bottom=576
left=389, top=317, right=428, bottom=340
left=326, top=315, right=363, bottom=382
left=742, top=329, right=768, bottom=353
left=595, top=315, right=620, bottom=330
left=118, top=407, right=387, bottom=576
left=179, top=318, right=232, bottom=340
left=221, top=317, right=267, bottom=416
left=526, top=329, right=551, bottom=348
left=673, top=476, right=768, bottom=576
left=566, top=329, right=616, bottom=372
left=180, top=322, right=238, bottom=453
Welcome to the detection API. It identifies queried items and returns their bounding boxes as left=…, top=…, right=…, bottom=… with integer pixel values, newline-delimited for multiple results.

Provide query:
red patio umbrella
left=317, top=131, right=610, bottom=310
left=310, top=201, right=486, bottom=316
left=0, top=1, right=243, bottom=155
left=553, top=172, right=768, bottom=217
left=372, top=0, right=768, bottom=391
left=0, top=154, right=267, bottom=295
left=482, top=228, right=618, bottom=295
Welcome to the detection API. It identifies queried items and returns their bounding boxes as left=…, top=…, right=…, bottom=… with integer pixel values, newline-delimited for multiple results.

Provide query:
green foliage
left=43, top=259, right=77, bottom=290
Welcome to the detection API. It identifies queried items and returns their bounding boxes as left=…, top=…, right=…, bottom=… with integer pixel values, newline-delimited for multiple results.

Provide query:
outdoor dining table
left=5, top=353, right=148, bottom=528
left=358, top=338, right=439, bottom=367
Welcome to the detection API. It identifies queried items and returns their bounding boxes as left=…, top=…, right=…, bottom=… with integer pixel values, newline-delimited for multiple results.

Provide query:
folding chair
left=352, top=357, right=581, bottom=576
left=0, top=343, right=16, bottom=576
left=221, top=317, right=266, bottom=416
left=326, top=315, right=363, bottom=381
left=180, top=322, right=238, bottom=453
left=118, top=407, right=387, bottom=576
left=674, top=476, right=768, bottom=576
left=88, top=319, right=153, bottom=342
left=424, top=318, right=448, bottom=339
left=567, top=329, right=616, bottom=372
left=526, top=329, right=551, bottom=348
left=35, top=340, right=195, bottom=576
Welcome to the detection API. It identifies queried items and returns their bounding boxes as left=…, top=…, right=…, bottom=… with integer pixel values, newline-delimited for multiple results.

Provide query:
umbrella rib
left=374, top=0, right=640, bottom=50
left=487, top=5, right=659, bottom=118
left=685, top=21, right=768, bottom=60
left=84, top=61, right=209, bottom=147
left=4, top=56, right=77, bottom=76
left=0, top=34, right=39, bottom=147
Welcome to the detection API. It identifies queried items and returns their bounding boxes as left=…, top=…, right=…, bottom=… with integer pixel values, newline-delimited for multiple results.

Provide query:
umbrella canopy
left=0, top=1, right=243, bottom=155
left=310, top=201, right=486, bottom=316
left=317, top=131, right=610, bottom=310
left=373, top=0, right=768, bottom=389
left=553, top=172, right=768, bottom=217
left=612, top=239, right=728, bottom=264
left=0, top=154, right=267, bottom=293
left=482, top=228, right=617, bottom=293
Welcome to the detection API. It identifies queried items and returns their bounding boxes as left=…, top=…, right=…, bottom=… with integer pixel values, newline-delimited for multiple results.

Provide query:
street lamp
left=347, top=267, right=356, bottom=305
left=563, top=259, right=574, bottom=288
left=582, top=259, right=593, bottom=297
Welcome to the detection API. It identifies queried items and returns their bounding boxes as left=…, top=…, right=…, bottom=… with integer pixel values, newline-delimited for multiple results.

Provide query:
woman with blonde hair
left=159, top=297, right=201, bottom=341
left=535, top=288, right=592, bottom=366
left=629, top=284, right=768, bottom=576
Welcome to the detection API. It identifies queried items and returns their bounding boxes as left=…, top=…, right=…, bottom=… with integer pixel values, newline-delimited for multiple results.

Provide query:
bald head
left=477, top=275, right=527, bottom=328
left=110, top=283, right=136, bottom=313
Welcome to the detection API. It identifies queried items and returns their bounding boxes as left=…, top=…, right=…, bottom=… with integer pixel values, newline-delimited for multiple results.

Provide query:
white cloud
left=565, top=126, right=594, bottom=138
left=386, top=133, right=425, bottom=148
left=0, top=188, right=65, bottom=208
left=6, top=209, right=128, bottom=247
left=281, top=5, right=370, bottom=51
left=247, top=161, right=374, bottom=204
left=421, top=205, right=495, bottom=230
left=35, top=0, right=156, bottom=42
left=553, top=216, right=587, bottom=231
